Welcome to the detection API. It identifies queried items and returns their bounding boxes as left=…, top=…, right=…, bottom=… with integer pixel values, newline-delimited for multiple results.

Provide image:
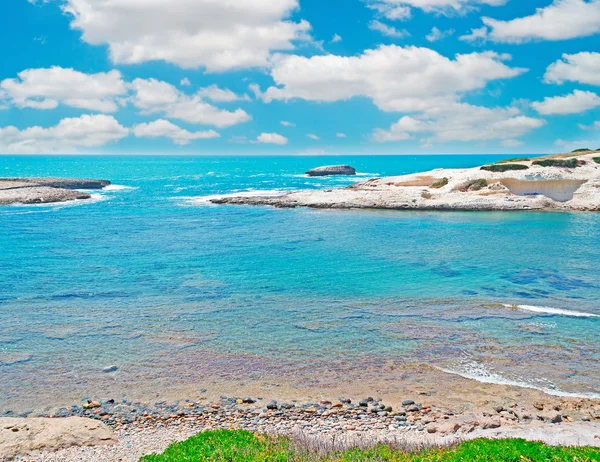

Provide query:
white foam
left=437, top=360, right=600, bottom=399
left=503, top=304, right=599, bottom=318
left=103, top=184, right=137, bottom=191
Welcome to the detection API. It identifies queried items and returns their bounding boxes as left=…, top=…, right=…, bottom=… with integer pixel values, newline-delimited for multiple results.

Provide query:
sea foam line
left=103, top=184, right=137, bottom=191
left=503, top=304, right=599, bottom=318
left=436, top=364, right=600, bottom=400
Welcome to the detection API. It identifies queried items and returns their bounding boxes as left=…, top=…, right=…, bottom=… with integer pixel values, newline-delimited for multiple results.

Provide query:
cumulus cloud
left=307, top=134, right=319, bottom=140
left=257, top=133, right=288, bottom=145
left=281, top=121, right=296, bottom=127
left=180, top=78, right=191, bottom=87
left=544, top=52, right=600, bottom=86
left=196, top=85, right=250, bottom=102
left=475, top=0, right=600, bottom=43
left=372, top=103, right=545, bottom=144
left=367, top=0, right=506, bottom=19
left=426, top=27, right=454, bottom=42
left=0, top=114, right=128, bottom=154
left=337, top=132, right=347, bottom=138
left=259, top=46, right=526, bottom=113
left=532, top=90, right=600, bottom=115
left=578, top=121, right=600, bottom=130
left=0, top=67, right=127, bottom=112
left=133, top=119, right=219, bottom=145
left=62, top=0, right=312, bottom=72
left=131, top=78, right=251, bottom=128
left=331, top=34, right=343, bottom=43
left=368, top=20, right=409, bottom=38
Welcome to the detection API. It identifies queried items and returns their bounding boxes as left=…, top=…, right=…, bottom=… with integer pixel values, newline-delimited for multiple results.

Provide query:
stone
left=402, top=400, right=415, bottom=406
left=102, top=365, right=118, bottom=373
left=0, top=178, right=111, bottom=206
left=306, top=165, right=356, bottom=177
left=266, top=401, right=278, bottom=410
left=0, top=417, right=116, bottom=459
left=550, top=414, right=563, bottom=424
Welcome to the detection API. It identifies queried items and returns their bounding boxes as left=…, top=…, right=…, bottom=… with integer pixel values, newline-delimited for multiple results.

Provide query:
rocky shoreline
left=0, top=177, right=110, bottom=205
left=5, top=393, right=599, bottom=460
left=212, top=152, right=600, bottom=212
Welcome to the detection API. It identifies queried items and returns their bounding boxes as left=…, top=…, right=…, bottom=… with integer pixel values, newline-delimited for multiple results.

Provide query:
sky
left=0, top=0, right=599, bottom=155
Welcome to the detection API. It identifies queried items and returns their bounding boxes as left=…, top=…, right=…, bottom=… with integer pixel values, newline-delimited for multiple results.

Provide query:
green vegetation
left=431, top=178, right=449, bottom=189
left=466, top=179, right=488, bottom=191
left=572, top=148, right=591, bottom=153
left=533, top=158, right=585, bottom=168
left=140, top=430, right=600, bottom=462
left=496, top=157, right=530, bottom=164
left=481, top=164, right=529, bottom=173
left=594, top=157, right=600, bottom=164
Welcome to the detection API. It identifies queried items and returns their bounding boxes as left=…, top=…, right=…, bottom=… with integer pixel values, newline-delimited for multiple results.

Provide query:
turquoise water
left=1, top=155, right=600, bottom=412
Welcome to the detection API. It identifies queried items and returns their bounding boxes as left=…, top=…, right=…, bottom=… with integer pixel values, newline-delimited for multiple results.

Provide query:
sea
left=1, top=155, right=599, bottom=413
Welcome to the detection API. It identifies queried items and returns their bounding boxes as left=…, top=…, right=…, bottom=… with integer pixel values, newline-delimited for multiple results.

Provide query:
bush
left=571, top=148, right=591, bottom=152
left=594, top=157, right=600, bottom=164
left=481, top=164, right=529, bottom=172
left=431, top=178, right=449, bottom=188
left=533, top=158, right=584, bottom=168
left=496, top=157, right=530, bottom=164
left=465, top=179, right=488, bottom=191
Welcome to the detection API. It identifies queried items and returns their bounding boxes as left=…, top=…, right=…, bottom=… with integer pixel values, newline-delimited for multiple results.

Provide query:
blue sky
left=0, top=0, right=599, bottom=155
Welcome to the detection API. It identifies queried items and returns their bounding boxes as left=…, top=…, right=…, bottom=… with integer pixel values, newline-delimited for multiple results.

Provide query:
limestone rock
left=0, top=417, right=117, bottom=460
left=306, top=165, right=356, bottom=177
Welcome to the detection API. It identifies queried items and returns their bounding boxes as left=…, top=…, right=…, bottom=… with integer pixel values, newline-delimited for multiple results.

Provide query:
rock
left=479, top=418, right=502, bottom=429
left=402, top=400, right=415, bottom=406
left=0, top=417, right=116, bottom=460
left=242, top=397, right=256, bottom=404
left=83, top=401, right=101, bottom=410
left=102, top=365, right=118, bottom=373
left=266, top=401, right=278, bottom=410
left=550, top=414, right=563, bottom=424
left=0, top=178, right=111, bottom=190
left=306, top=165, right=356, bottom=177
left=0, top=177, right=111, bottom=206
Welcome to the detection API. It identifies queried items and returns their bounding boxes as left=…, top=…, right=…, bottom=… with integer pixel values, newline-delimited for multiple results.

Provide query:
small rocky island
left=306, top=165, right=356, bottom=176
left=214, top=152, right=600, bottom=212
left=0, top=177, right=111, bottom=205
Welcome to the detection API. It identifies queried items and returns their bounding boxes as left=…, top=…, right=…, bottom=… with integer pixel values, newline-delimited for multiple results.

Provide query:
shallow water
left=1, top=155, right=599, bottom=412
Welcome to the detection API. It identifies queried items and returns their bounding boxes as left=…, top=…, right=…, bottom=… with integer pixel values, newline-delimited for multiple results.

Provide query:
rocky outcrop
left=306, top=165, right=356, bottom=177
left=0, top=417, right=117, bottom=460
left=0, top=177, right=110, bottom=205
left=213, top=152, right=600, bottom=212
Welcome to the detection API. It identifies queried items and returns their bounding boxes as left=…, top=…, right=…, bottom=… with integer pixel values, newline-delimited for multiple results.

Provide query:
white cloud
left=368, top=20, right=409, bottom=38
left=532, top=90, right=600, bottom=115
left=337, top=132, right=347, bottom=138
left=133, top=119, right=219, bottom=145
left=459, top=26, right=489, bottom=42
left=180, top=78, right=191, bottom=87
left=372, top=103, right=545, bottom=143
left=544, top=52, right=600, bottom=86
left=260, top=46, right=526, bottom=113
left=0, top=114, right=128, bottom=154
left=368, top=0, right=506, bottom=19
left=196, top=85, right=250, bottom=102
left=131, top=78, right=251, bottom=128
left=62, top=0, right=312, bottom=72
left=578, top=121, right=600, bottom=130
left=0, top=67, right=127, bottom=112
left=331, top=34, right=343, bottom=43
left=501, top=139, right=525, bottom=147
left=426, top=27, right=454, bottom=42
left=478, top=0, right=600, bottom=43
left=281, top=121, right=296, bottom=127
left=257, top=133, right=288, bottom=145
left=307, top=133, right=319, bottom=140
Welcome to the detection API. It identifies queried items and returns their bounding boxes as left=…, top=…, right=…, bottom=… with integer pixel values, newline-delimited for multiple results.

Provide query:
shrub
left=594, top=157, right=600, bottom=164
left=465, top=179, right=488, bottom=191
left=431, top=178, right=449, bottom=188
left=571, top=148, right=591, bottom=152
left=481, top=164, right=529, bottom=172
left=533, top=158, right=584, bottom=168
left=496, top=157, right=530, bottom=164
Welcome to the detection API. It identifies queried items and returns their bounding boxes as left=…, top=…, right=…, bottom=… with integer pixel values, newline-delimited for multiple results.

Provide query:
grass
left=140, top=430, right=600, bottom=461
left=481, top=164, right=529, bottom=173
left=533, top=158, right=584, bottom=168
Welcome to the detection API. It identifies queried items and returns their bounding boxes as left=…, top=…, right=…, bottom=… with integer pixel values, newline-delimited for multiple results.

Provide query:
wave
left=436, top=360, right=600, bottom=399
left=103, top=184, right=137, bottom=191
left=178, top=189, right=290, bottom=206
left=503, top=304, right=599, bottom=318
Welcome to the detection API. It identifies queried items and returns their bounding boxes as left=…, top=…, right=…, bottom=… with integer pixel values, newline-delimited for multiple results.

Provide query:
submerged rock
left=306, top=165, right=356, bottom=177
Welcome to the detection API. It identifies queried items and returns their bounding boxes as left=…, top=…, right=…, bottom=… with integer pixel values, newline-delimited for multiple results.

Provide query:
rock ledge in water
left=306, top=165, right=356, bottom=177
left=0, top=177, right=111, bottom=206
left=0, top=417, right=117, bottom=460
